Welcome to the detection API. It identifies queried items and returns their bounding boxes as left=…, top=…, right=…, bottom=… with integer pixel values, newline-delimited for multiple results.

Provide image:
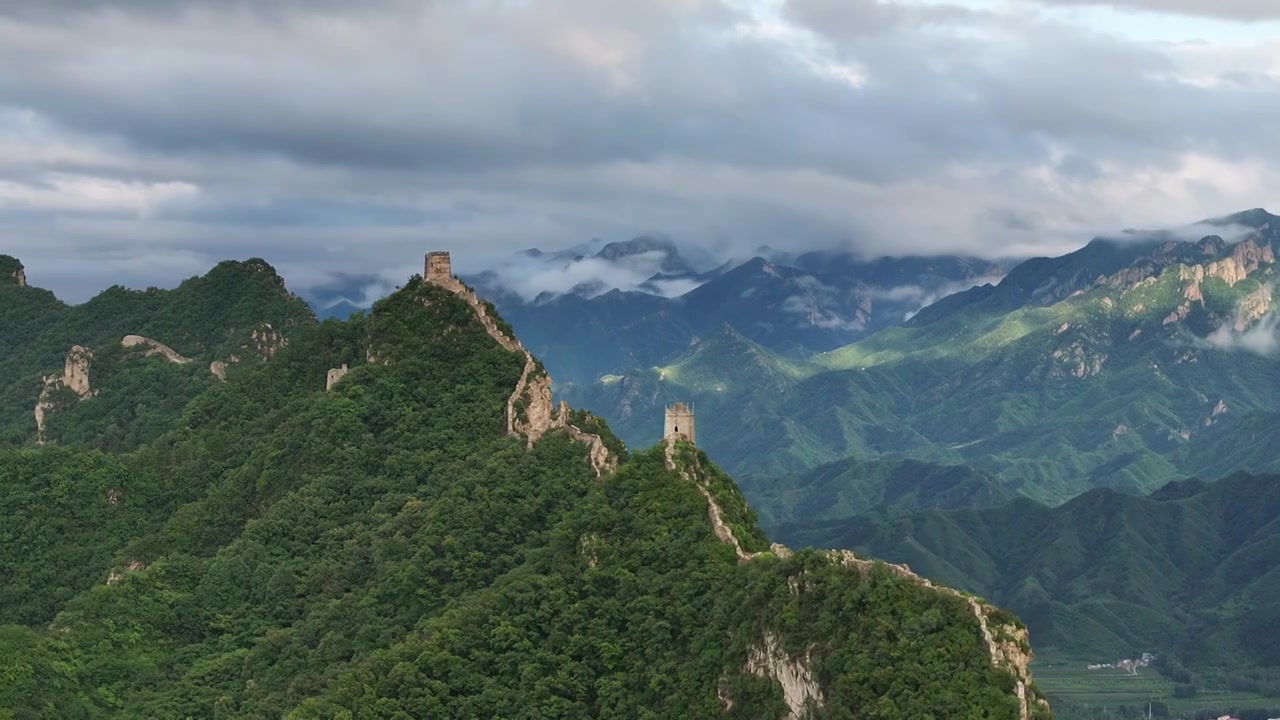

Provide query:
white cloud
left=1204, top=311, right=1280, bottom=355
left=0, top=173, right=197, bottom=215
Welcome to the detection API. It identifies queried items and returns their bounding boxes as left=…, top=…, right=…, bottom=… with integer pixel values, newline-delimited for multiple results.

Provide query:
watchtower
left=425, top=251, right=452, bottom=282
left=664, top=402, right=696, bottom=444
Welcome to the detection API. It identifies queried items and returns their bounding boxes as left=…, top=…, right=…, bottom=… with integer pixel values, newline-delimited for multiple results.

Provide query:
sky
left=1, top=0, right=1278, bottom=302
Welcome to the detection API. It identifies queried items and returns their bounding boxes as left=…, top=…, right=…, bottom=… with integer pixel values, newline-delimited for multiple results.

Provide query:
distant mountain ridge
left=775, top=470, right=1280, bottom=691
left=301, top=236, right=1006, bottom=381
left=567, top=209, right=1280, bottom=505
left=488, top=243, right=1004, bottom=385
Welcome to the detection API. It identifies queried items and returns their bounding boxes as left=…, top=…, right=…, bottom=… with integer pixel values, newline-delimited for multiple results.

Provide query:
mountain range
left=776, top=470, right=1280, bottom=698
left=0, top=254, right=1046, bottom=718
left=567, top=209, right=1280, bottom=507
left=309, top=234, right=1006, bottom=387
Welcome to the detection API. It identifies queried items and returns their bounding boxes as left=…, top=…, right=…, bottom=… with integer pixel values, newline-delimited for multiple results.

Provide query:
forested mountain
left=775, top=471, right=1280, bottom=696
left=569, top=210, right=1280, bottom=507
left=0, top=254, right=317, bottom=448
left=0, top=257, right=1047, bottom=718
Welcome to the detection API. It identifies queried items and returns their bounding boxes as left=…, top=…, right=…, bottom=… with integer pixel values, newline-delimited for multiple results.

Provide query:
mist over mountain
left=567, top=209, right=1280, bottom=495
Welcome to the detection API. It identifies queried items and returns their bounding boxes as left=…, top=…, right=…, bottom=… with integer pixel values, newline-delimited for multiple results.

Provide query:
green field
left=1035, top=652, right=1279, bottom=718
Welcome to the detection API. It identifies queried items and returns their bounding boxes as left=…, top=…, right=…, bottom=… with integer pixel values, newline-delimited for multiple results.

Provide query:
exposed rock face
left=1178, top=265, right=1206, bottom=303
left=744, top=632, right=824, bottom=720
left=106, top=559, right=148, bottom=586
left=1208, top=237, right=1274, bottom=286
left=64, top=345, right=94, bottom=397
left=1163, top=304, right=1191, bottom=326
left=1234, top=285, right=1273, bottom=331
left=121, top=335, right=192, bottom=364
left=326, top=364, right=350, bottom=391
left=9, top=260, right=26, bottom=287
left=1047, top=338, right=1107, bottom=379
left=209, top=361, right=228, bottom=382
left=249, top=323, right=287, bottom=359
left=34, top=345, right=95, bottom=443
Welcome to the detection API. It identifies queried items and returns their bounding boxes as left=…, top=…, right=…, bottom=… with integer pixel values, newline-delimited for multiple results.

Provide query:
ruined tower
left=326, top=364, right=349, bottom=391
left=663, top=402, right=696, bottom=444
left=425, top=251, right=453, bottom=282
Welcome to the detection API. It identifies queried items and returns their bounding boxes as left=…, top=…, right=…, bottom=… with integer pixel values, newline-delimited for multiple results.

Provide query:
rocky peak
left=1212, top=236, right=1275, bottom=286
left=594, top=235, right=691, bottom=275
left=63, top=345, right=94, bottom=398
left=34, top=345, right=96, bottom=443
left=1, top=255, right=25, bottom=287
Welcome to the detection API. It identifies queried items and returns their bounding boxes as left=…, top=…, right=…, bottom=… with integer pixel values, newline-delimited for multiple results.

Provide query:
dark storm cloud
left=0, top=0, right=1276, bottom=302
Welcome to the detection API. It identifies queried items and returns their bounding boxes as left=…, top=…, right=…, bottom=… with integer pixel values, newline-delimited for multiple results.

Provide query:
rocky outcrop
left=1208, top=237, right=1274, bottom=286
left=1173, top=238, right=1274, bottom=304
left=9, top=260, right=26, bottom=287
left=326, top=364, right=350, bottom=391
left=1234, top=285, right=1273, bottom=331
left=511, top=362, right=555, bottom=445
left=1163, top=304, right=1191, bottom=326
left=1205, top=399, right=1229, bottom=426
left=744, top=632, right=824, bottom=720
left=34, top=345, right=95, bottom=443
left=121, top=335, right=192, bottom=364
left=248, top=323, right=287, bottom=359
left=64, top=345, right=93, bottom=397
left=106, top=559, right=148, bottom=586
left=210, top=361, right=228, bottom=382
left=1177, top=265, right=1205, bottom=303
left=1048, top=338, right=1107, bottom=379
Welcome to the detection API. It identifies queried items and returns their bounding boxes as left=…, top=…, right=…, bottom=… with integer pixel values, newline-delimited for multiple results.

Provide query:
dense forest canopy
left=0, top=260, right=1045, bottom=718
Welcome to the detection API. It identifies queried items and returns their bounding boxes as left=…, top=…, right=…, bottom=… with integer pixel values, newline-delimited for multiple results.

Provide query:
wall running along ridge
left=662, top=441, right=1046, bottom=720
left=121, top=335, right=192, bottom=364
left=425, top=271, right=618, bottom=477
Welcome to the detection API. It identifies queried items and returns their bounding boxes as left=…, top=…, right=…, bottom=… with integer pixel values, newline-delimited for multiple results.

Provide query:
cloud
left=1203, top=311, right=1280, bottom=355
left=1104, top=220, right=1260, bottom=245
left=873, top=274, right=1007, bottom=320
left=0, top=0, right=1277, bottom=301
left=475, top=249, right=704, bottom=302
left=0, top=173, right=197, bottom=215
left=1196, top=284, right=1280, bottom=355
left=1028, top=0, right=1280, bottom=21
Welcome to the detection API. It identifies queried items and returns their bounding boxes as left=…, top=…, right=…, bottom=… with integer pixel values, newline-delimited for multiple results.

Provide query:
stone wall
left=326, top=364, right=349, bottom=391
left=663, top=402, right=695, bottom=444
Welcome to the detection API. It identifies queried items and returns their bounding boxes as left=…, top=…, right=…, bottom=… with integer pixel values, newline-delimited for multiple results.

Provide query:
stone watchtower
left=663, top=402, right=696, bottom=444
left=425, top=251, right=453, bottom=282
